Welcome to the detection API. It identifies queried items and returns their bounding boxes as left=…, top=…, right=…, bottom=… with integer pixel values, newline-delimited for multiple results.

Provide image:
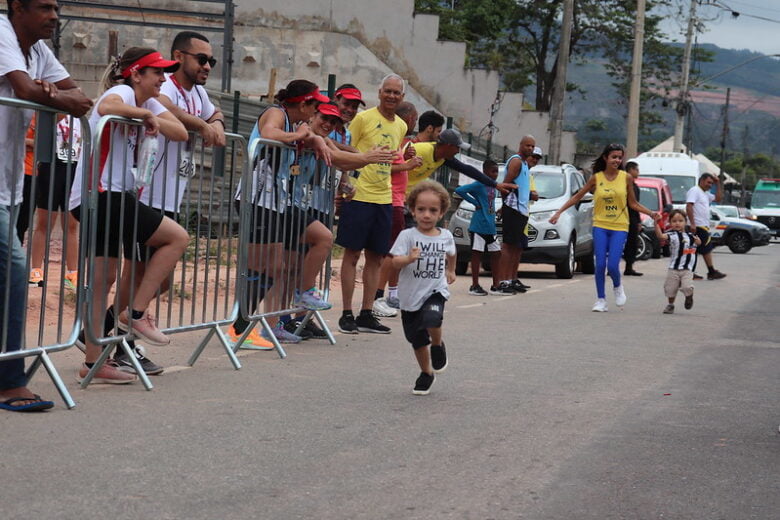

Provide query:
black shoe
left=284, top=319, right=313, bottom=340
left=468, top=285, right=488, bottom=296
left=301, top=318, right=328, bottom=338
left=624, top=269, right=643, bottom=276
left=413, top=372, right=435, bottom=395
left=693, top=273, right=703, bottom=280
left=490, top=282, right=516, bottom=295
left=338, top=314, right=358, bottom=334
left=511, top=279, right=529, bottom=292
left=114, top=346, right=164, bottom=376
left=684, top=293, right=694, bottom=310
left=431, top=342, right=447, bottom=373
left=356, top=312, right=391, bottom=334
left=707, top=270, right=726, bottom=280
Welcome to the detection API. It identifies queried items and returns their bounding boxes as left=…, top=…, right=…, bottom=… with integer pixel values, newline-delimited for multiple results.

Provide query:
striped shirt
left=667, top=231, right=697, bottom=270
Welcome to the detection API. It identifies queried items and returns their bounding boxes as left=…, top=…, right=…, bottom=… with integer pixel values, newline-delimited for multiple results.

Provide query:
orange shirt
left=24, top=115, right=36, bottom=176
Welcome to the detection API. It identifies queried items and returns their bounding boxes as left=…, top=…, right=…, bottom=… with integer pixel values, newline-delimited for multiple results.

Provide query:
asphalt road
left=2, top=244, right=779, bottom=520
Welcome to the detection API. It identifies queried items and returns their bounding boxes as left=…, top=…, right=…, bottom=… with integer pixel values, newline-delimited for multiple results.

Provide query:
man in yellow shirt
left=337, top=74, right=408, bottom=334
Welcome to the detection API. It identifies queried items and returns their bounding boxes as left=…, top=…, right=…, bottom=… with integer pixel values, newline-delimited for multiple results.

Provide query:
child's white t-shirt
left=390, top=227, right=456, bottom=312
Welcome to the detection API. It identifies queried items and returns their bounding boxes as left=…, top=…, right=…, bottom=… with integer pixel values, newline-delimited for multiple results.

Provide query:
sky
left=661, top=0, right=780, bottom=54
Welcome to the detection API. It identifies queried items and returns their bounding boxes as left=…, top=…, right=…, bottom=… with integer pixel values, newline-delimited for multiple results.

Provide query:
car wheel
left=726, top=231, right=752, bottom=254
left=637, top=233, right=652, bottom=261
left=455, top=260, right=468, bottom=275
left=578, top=250, right=595, bottom=274
left=555, top=237, right=575, bottom=279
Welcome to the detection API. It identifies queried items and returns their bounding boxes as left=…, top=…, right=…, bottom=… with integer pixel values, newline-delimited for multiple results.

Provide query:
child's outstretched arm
left=445, top=254, right=456, bottom=284
left=392, top=247, right=421, bottom=269
left=654, top=220, right=668, bottom=241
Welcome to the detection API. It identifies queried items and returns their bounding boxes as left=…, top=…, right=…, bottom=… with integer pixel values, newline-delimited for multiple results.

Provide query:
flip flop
left=0, top=394, right=54, bottom=412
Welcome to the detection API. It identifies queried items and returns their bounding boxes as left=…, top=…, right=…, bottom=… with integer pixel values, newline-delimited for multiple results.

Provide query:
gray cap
left=437, top=128, right=471, bottom=150
left=532, top=146, right=543, bottom=157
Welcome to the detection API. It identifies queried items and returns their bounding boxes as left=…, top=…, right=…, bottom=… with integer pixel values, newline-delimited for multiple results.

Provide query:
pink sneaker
left=118, top=309, right=170, bottom=347
left=77, top=360, right=137, bottom=384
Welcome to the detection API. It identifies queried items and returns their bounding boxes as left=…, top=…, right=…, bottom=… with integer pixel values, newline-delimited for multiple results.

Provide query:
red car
left=635, top=177, right=673, bottom=257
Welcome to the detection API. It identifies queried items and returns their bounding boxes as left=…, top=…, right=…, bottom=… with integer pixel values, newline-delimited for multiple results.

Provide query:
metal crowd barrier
left=0, top=97, right=91, bottom=409
left=236, top=137, right=338, bottom=358
left=78, top=116, right=247, bottom=389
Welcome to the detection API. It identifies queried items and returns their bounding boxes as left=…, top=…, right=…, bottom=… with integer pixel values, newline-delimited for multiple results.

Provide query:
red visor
left=121, top=51, right=180, bottom=78
left=317, top=103, right=342, bottom=118
left=286, top=87, right=330, bottom=104
left=336, top=87, right=365, bottom=105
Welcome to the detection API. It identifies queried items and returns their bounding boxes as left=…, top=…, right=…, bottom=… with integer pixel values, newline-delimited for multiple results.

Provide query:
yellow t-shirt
left=592, top=170, right=629, bottom=231
left=350, top=107, right=407, bottom=204
left=405, top=142, right=446, bottom=194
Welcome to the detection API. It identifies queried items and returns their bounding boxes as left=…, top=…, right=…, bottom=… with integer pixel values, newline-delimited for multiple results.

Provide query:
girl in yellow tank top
left=592, top=170, right=629, bottom=231
left=548, top=144, right=659, bottom=311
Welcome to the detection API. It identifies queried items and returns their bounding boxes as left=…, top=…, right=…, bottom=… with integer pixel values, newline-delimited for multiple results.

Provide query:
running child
left=390, top=180, right=456, bottom=396
left=454, top=159, right=501, bottom=295
left=654, top=209, right=701, bottom=314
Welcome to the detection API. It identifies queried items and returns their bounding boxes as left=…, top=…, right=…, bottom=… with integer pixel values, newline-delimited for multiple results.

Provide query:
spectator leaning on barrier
left=68, top=47, right=190, bottom=384
left=232, top=79, right=332, bottom=345
left=0, top=0, right=92, bottom=412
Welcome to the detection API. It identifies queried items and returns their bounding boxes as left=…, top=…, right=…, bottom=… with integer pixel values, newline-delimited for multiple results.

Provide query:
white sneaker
left=592, top=298, right=608, bottom=312
left=372, top=298, right=398, bottom=317
left=614, top=285, right=627, bottom=307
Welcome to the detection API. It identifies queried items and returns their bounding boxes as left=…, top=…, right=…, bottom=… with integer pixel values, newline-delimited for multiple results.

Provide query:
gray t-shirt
left=390, top=227, right=456, bottom=312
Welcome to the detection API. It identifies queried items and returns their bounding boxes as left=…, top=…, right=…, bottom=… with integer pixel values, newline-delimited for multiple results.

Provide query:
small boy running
left=391, top=180, right=456, bottom=395
left=454, top=159, right=501, bottom=295
left=654, top=209, right=701, bottom=314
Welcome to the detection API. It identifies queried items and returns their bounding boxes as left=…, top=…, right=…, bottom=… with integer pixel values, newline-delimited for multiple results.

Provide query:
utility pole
left=718, top=87, right=730, bottom=182
left=548, top=0, right=574, bottom=165
left=625, top=0, right=646, bottom=159
left=673, top=0, right=697, bottom=153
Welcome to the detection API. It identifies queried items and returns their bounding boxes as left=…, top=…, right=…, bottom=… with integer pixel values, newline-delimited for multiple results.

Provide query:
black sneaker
left=468, top=284, right=488, bottom=296
left=707, top=270, right=726, bottom=280
left=684, top=293, right=694, bottom=310
left=338, top=314, right=358, bottom=334
left=284, top=319, right=313, bottom=340
left=355, top=312, right=391, bottom=334
left=490, top=282, right=516, bottom=295
left=693, top=273, right=703, bottom=280
left=431, top=342, right=447, bottom=373
left=302, top=319, right=328, bottom=338
left=412, top=372, right=435, bottom=395
left=114, top=345, right=164, bottom=375
left=511, top=279, right=528, bottom=293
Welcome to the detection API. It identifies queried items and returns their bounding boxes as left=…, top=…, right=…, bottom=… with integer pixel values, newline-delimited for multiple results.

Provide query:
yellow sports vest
left=592, top=170, right=629, bottom=231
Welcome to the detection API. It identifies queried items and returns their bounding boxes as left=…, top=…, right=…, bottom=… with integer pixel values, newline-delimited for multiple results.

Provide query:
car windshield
left=638, top=186, right=659, bottom=211
left=644, top=175, right=695, bottom=203
left=717, top=206, right=739, bottom=217
left=532, top=172, right=565, bottom=198
left=751, top=190, right=780, bottom=208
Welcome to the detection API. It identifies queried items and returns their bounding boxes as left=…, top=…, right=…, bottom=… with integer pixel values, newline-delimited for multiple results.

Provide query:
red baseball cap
left=335, top=87, right=366, bottom=106
left=286, top=86, right=330, bottom=104
left=121, top=51, right=180, bottom=78
left=317, top=103, right=342, bottom=118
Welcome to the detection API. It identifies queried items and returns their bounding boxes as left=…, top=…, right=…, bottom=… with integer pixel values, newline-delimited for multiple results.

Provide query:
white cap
left=532, top=146, right=543, bottom=157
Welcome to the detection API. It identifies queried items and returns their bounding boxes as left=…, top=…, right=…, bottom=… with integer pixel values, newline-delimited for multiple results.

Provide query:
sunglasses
left=180, top=50, right=217, bottom=68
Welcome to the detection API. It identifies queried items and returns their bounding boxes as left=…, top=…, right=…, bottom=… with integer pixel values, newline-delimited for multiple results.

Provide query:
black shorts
left=469, top=231, right=501, bottom=253
left=71, top=191, right=164, bottom=260
left=35, top=160, right=76, bottom=212
left=134, top=209, right=178, bottom=262
left=401, top=292, right=446, bottom=350
left=335, top=200, right=392, bottom=255
left=695, top=226, right=715, bottom=255
left=501, top=205, right=529, bottom=248
left=237, top=202, right=312, bottom=251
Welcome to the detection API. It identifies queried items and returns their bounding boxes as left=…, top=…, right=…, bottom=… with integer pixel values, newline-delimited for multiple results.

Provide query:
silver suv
left=449, top=163, right=595, bottom=278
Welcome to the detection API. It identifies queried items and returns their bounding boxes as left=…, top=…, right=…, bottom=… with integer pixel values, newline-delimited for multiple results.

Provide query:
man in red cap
left=330, top=83, right=365, bottom=147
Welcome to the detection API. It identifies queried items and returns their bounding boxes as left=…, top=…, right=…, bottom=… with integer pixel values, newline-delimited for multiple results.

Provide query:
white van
left=629, top=152, right=705, bottom=205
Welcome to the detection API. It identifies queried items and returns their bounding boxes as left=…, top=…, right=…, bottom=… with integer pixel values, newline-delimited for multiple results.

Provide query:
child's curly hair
left=406, top=180, right=451, bottom=215
left=668, top=209, right=687, bottom=222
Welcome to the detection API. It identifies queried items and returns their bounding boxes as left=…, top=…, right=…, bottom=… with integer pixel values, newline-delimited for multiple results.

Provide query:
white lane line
left=457, top=302, right=488, bottom=309
left=163, top=365, right=192, bottom=373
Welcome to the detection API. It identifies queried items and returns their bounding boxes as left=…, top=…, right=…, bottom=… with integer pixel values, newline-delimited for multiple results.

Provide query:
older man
left=0, top=0, right=91, bottom=411
left=686, top=173, right=726, bottom=280
left=336, top=74, right=408, bottom=334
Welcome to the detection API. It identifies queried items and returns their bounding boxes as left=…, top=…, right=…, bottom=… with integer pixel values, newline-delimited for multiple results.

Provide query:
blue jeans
left=592, top=226, right=628, bottom=299
left=0, top=204, right=29, bottom=390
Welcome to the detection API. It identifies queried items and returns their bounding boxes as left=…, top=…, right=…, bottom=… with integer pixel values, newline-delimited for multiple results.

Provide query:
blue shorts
left=336, top=200, right=392, bottom=255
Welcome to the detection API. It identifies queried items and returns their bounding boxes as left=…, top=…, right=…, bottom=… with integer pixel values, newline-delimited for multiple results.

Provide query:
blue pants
left=592, top=226, right=628, bottom=299
left=0, top=204, right=29, bottom=390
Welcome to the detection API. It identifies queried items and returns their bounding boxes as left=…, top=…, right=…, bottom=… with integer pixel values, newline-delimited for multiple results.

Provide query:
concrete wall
left=53, top=0, right=576, bottom=162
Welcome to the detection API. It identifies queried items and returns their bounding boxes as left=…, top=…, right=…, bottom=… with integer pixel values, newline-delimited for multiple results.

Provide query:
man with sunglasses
left=113, top=30, right=227, bottom=376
